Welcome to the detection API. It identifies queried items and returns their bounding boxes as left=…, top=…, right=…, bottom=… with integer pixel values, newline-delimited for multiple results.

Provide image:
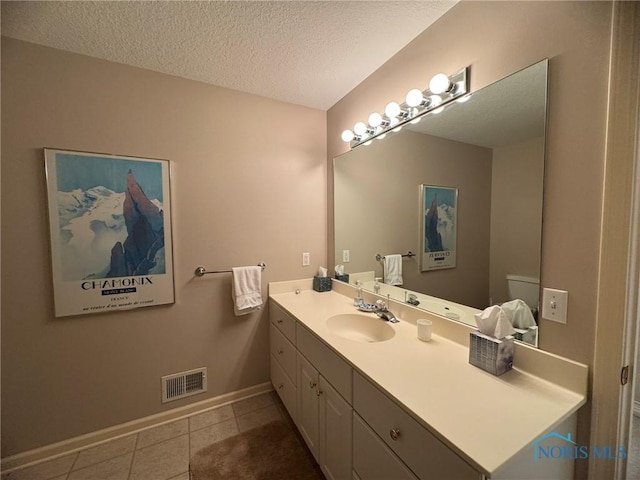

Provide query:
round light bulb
left=429, top=95, right=443, bottom=107
left=405, top=89, right=424, bottom=107
left=368, top=112, right=383, bottom=127
left=353, top=122, right=368, bottom=135
left=341, top=129, right=355, bottom=142
left=432, top=106, right=445, bottom=114
left=429, top=73, right=450, bottom=94
left=456, top=94, right=471, bottom=103
left=385, top=102, right=401, bottom=119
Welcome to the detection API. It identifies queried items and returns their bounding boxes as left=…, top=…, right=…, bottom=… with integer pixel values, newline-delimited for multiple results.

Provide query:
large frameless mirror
left=333, top=59, right=548, bottom=347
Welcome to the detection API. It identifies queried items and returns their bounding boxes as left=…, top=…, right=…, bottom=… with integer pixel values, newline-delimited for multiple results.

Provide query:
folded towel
left=383, top=254, right=403, bottom=286
left=231, top=266, right=263, bottom=316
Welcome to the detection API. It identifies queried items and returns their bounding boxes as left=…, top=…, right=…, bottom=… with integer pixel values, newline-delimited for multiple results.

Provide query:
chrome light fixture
left=341, top=67, right=469, bottom=149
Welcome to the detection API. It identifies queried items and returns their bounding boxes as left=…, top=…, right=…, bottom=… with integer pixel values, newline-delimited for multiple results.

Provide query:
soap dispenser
left=354, top=281, right=364, bottom=307
left=374, top=277, right=382, bottom=294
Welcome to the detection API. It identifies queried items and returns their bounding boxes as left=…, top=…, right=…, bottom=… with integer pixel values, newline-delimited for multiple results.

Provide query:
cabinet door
left=319, top=375, right=352, bottom=480
left=297, top=352, right=320, bottom=461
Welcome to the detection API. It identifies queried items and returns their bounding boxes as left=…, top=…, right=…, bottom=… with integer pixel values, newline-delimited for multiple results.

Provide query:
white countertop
left=269, top=285, right=587, bottom=476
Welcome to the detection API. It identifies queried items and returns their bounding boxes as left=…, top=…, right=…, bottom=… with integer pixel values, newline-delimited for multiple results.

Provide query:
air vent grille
left=162, top=367, right=207, bottom=403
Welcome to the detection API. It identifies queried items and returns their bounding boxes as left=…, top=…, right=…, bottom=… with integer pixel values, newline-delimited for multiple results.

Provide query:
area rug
left=189, top=420, right=325, bottom=479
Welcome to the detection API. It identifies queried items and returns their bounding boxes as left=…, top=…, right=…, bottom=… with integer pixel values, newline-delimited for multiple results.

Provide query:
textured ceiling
left=1, top=0, right=457, bottom=110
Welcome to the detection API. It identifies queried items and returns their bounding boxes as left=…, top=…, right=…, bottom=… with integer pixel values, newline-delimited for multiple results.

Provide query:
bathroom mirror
left=333, top=59, right=548, bottom=347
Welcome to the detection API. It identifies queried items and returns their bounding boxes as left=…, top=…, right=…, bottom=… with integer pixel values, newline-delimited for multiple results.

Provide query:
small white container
left=417, top=319, right=433, bottom=342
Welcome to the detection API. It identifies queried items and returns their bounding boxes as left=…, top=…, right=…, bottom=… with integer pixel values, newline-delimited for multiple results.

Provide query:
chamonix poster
left=45, top=149, right=174, bottom=317
left=421, top=185, right=457, bottom=271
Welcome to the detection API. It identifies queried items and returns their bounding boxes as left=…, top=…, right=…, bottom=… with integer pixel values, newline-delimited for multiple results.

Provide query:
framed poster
left=44, top=149, right=175, bottom=317
left=420, top=185, right=457, bottom=271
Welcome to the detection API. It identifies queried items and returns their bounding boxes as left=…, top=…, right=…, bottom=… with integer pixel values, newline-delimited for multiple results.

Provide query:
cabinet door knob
left=278, top=383, right=284, bottom=390
left=316, top=388, right=323, bottom=397
left=277, top=319, right=283, bottom=324
left=390, top=428, right=401, bottom=441
left=309, top=381, right=317, bottom=389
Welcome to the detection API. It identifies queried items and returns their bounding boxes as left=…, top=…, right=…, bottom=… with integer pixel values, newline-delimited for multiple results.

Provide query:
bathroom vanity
left=269, top=279, right=587, bottom=480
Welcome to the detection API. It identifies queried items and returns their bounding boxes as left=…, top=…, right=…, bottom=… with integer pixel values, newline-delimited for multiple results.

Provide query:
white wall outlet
left=342, top=249, right=350, bottom=263
left=541, top=288, right=568, bottom=324
left=302, top=252, right=310, bottom=266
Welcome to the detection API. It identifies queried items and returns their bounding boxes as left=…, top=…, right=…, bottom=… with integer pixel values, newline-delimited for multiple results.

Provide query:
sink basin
left=326, top=314, right=396, bottom=343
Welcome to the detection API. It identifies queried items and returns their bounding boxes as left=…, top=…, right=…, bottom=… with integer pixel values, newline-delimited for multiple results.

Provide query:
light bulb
left=405, top=89, right=424, bottom=107
left=353, top=122, right=367, bottom=135
left=456, top=94, right=471, bottom=103
left=385, top=102, right=401, bottom=119
left=363, top=140, right=373, bottom=146
left=432, top=106, right=445, bottom=114
left=429, top=73, right=450, bottom=94
left=428, top=95, right=443, bottom=107
left=368, top=112, right=383, bottom=127
left=377, top=133, right=387, bottom=140
left=341, top=129, right=355, bottom=142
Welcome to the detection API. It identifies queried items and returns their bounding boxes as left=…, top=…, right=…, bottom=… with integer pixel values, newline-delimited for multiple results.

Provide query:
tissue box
left=334, top=274, right=349, bottom=283
left=469, top=331, right=514, bottom=376
left=313, top=276, right=332, bottom=292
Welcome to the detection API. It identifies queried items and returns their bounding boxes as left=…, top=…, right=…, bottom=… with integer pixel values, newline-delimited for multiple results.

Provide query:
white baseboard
left=1, top=381, right=273, bottom=474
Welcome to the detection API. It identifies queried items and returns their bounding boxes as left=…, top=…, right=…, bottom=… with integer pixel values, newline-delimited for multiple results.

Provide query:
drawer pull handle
left=278, top=383, right=284, bottom=390
left=277, top=349, right=284, bottom=354
left=389, top=428, right=401, bottom=441
left=277, top=319, right=283, bottom=324
left=316, top=388, right=323, bottom=397
left=309, top=381, right=317, bottom=389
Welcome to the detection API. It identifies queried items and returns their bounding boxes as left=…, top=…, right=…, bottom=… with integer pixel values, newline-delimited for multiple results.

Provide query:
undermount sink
left=326, top=313, right=396, bottom=343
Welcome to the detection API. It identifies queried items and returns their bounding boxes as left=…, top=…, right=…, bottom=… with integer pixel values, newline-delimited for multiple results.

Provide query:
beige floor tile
left=73, top=435, right=137, bottom=470
left=129, top=435, right=189, bottom=480
left=2, top=454, right=76, bottom=480
left=137, top=419, right=188, bottom=450
left=188, top=404, right=234, bottom=432
left=236, top=404, right=283, bottom=433
left=231, top=392, right=274, bottom=417
left=189, top=417, right=239, bottom=455
left=67, top=453, right=132, bottom=480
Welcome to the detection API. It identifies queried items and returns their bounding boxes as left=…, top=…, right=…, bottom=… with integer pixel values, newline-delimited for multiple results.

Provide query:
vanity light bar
left=341, top=67, right=469, bottom=149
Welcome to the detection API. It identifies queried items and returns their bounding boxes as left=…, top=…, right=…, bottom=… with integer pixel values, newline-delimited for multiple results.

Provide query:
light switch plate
left=302, top=252, right=310, bottom=266
left=342, top=250, right=350, bottom=263
left=541, top=288, right=568, bottom=323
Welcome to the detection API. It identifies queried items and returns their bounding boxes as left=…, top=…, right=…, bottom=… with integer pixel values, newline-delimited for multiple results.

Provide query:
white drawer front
left=269, top=300, right=296, bottom=343
left=354, top=372, right=481, bottom=480
left=297, top=323, right=352, bottom=403
left=270, top=354, right=296, bottom=423
left=270, top=323, right=296, bottom=384
left=353, top=413, right=418, bottom=480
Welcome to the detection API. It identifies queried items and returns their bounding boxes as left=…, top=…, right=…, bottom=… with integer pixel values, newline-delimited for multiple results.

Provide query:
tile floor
left=2, top=391, right=290, bottom=480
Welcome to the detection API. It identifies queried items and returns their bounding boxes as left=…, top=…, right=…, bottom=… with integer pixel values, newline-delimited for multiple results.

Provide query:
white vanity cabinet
left=270, top=300, right=353, bottom=480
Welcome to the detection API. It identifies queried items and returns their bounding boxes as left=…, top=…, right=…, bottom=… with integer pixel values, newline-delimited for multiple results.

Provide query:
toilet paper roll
left=417, top=319, right=433, bottom=342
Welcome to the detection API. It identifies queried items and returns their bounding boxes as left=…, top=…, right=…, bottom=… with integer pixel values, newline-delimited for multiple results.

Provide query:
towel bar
left=195, top=263, right=266, bottom=277
left=375, top=252, right=415, bottom=261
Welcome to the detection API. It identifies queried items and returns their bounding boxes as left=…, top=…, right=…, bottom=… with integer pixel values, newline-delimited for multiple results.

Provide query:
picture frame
left=44, top=148, right=175, bottom=317
left=420, top=184, right=457, bottom=271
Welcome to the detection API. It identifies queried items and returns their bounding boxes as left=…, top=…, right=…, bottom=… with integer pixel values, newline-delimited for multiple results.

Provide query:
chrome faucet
left=374, top=296, right=399, bottom=323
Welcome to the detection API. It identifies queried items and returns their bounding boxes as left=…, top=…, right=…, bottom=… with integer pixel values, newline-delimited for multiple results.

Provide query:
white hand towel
left=383, top=254, right=403, bottom=286
left=231, top=266, right=262, bottom=316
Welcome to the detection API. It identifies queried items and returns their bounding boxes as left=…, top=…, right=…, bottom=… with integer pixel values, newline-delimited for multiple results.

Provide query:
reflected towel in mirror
left=383, top=254, right=403, bottom=286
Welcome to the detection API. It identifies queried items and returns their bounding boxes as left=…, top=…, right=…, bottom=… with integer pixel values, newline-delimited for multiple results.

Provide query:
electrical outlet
left=302, top=252, right=310, bottom=266
left=541, top=288, right=568, bottom=323
left=342, top=250, right=350, bottom=263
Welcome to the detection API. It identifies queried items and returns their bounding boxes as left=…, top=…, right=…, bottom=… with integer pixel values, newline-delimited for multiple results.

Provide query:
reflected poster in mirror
left=420, top=185, right=457, bottom=271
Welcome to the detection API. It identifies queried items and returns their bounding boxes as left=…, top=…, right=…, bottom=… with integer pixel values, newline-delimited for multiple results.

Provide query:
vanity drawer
left=270, top=323, right=296, bottom=384
left=297, top=323, right=352, bottom=403
left=270, top=300, right=296, bottom=343
left=353, top=372, right=481, bottom=480
left=270, top=354, right=297, bottom=423
left=353, top=412, right=418, bottom=480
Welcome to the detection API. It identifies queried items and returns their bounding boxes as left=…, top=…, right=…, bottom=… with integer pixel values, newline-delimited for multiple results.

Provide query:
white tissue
left=473, top=305, right=516, bottom=339
left=335, top=265, right=344, bottom=275
left=501, top=299, right=537, bottom=329
left=318, top=266, right=328, bottom=277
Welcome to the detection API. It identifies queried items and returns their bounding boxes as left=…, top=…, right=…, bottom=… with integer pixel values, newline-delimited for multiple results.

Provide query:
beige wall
left=1, top=38, right=326, bottom=456
left=489, top=137, right=545, bottom=306
left=334, top=130, right=492, bottom=308
left=327, top=2, right=612, bottom=475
